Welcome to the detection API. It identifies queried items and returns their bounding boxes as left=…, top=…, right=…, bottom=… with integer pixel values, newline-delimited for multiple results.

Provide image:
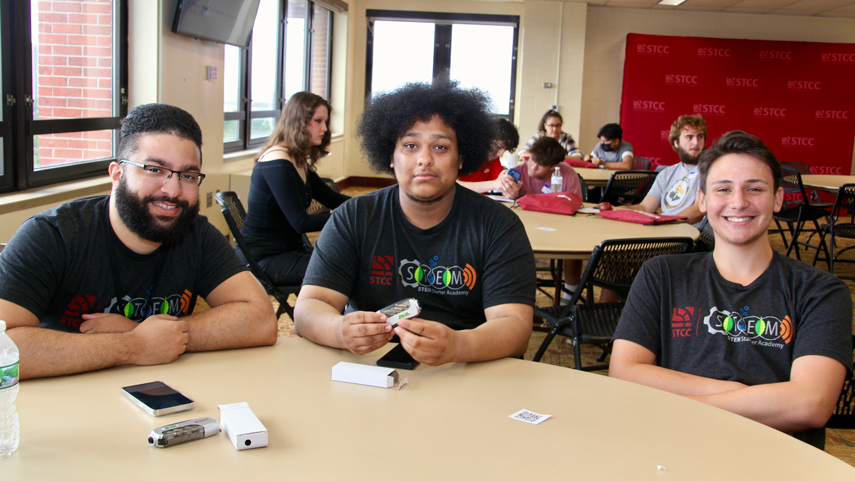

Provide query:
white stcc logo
left=754, top=107, right=787, bottom=117
left=788, top=81, right=821, bottom=90
left=638, top=44, right=670, bottom=55
left=816, top=110, right=850, bottom=120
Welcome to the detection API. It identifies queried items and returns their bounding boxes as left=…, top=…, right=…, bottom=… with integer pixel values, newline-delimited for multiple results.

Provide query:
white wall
left=578, top=6, right=855, bottom=170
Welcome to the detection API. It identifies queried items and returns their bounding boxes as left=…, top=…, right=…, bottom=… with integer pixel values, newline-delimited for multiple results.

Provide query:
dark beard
left=114, top=176, right=200, bottom=246
left=676, top=146, right=700, bottom=165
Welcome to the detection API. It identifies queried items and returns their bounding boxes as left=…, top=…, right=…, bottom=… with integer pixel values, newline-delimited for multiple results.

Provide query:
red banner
left=620, top=33, right=855, bottom=174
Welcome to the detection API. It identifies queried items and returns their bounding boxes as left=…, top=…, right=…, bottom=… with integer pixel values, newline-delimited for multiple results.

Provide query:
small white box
left=218, top=402, right=268, bottom=450
left=331, top=362, right=398, bottom=388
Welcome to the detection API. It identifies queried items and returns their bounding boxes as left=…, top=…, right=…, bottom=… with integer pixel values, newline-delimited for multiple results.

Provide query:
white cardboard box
left=331, top=361, right=398, bottom=388
left=218, top=402, right=268, bottom=450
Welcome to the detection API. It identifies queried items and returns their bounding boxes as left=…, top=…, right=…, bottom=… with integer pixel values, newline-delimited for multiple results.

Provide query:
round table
left=6, top=338, right=852, bottom=480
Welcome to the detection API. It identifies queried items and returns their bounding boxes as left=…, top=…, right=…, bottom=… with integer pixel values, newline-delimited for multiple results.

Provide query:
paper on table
left=577, top=207, right=599, bottom=214
left=485, top=194, right=516, bottom=203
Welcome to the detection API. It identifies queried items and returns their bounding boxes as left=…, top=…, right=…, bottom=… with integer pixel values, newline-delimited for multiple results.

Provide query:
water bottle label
left=541, top=184, right=552, bottom=194
left=0, top=362, right=18, bottom=390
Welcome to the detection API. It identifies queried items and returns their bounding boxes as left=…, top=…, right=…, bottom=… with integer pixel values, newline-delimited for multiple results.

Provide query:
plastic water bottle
left=0, top=320, right=20, bottom=457
left=550, top=166, right=563, bottom=193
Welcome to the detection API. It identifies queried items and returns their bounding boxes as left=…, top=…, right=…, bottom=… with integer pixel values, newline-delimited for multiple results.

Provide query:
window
left=0, top=0, right=128, bottom=194
left=225, top=0, right=333, bottom=153
left=366, top=11, right=519, bottom=120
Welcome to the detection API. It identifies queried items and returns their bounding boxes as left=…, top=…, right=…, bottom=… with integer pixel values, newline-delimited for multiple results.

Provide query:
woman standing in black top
left=238, top=92, right=350, bottom=286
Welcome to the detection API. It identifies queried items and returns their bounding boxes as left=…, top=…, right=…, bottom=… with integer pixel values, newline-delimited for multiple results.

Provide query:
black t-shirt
left=0, top=196, right=246, bottom=331
left=615, top=252, right=853, bottom=384
left=241, top=159, right=349, bottom=258
left=303, top=185, right=536, bottom=331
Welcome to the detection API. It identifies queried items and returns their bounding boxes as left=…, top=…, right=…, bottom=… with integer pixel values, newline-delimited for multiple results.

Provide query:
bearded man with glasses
left=0, top=103, right=277, bottom=380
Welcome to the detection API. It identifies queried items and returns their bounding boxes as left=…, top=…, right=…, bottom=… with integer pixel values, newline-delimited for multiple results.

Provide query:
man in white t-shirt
left=622, top=115, right=707, bottom=226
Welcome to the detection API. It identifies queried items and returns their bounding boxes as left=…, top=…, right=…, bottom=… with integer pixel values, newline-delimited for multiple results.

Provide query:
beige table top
left=576, top=167, right=614, bottom=187
left=801, top=174, right=855, bottom=192
left=6, top=338, right=853, bottom=480
left=512, top=204, right=699, bottom=258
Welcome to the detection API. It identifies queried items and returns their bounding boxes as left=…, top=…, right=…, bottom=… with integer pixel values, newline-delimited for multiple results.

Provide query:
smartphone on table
left=121, top=381, right=195, bottom=416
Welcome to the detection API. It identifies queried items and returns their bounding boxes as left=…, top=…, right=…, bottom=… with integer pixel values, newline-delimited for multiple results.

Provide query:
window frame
left=0, top=0, right=129, bottom=194
left=224, top=0, right=334, bottom=154
left=365, top=10, right=519, bottom=121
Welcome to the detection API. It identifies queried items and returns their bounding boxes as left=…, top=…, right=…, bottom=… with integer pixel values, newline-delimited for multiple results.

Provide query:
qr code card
left=509, top=409, right=551, bottom=425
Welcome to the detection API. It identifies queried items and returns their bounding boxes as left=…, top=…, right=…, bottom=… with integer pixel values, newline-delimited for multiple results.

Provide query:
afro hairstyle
left=356, top=81, right=497, bottom=176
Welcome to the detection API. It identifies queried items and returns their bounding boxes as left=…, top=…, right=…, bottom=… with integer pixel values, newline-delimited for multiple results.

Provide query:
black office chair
left=306, top=177, right=340, bottom=215
left=577, top=173, right=588, bottom=202
left=693, top=217, right=715, bottom=253
left=215, top=191, right=301, bottom=319
left=601, top=170, right=658, bottom=206
left=813, top=184, right=855, bottom=277
left=532, top=237, right=694, bottom=370
left=772, top=164, right=830, bottom=261
left=826, top=335, right=855, bottom=429
left=632, top=157, right=651, bottom=170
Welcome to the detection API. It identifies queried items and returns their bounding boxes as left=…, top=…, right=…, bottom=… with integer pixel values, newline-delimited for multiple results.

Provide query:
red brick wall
left=35, top=0, right=114, bottom=168
left=310, top=6, right=329, bottom=99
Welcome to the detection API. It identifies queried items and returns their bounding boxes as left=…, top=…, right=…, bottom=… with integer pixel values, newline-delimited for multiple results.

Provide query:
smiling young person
left=293, top=81, right=536, bottom=365
left=609, top=130, right=853, bottom=449
left=0, top=104, right=278, bottom=380
left=238, top=91, right=350, bottom=287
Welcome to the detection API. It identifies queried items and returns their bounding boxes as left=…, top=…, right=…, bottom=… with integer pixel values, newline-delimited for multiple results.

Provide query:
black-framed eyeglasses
left=118, top=160, right=206, bottom=187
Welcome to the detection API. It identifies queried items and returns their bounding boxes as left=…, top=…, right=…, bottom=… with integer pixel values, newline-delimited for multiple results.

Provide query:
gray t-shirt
left=303, top=184, right=536, bottom=331
left=591, top=140, right=633, bottom=164
left=646, top=162, right=702, bottom=217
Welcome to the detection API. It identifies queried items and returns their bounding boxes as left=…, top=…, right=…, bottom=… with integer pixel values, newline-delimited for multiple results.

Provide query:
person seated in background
left=512, top=136, right=581, bottom=199
left=458, top=117, right=520, bottom=197
left=609, top=130, right=853, bottom=449
left=0, top=103, right=278, bottom=380
left=616, top=115, right=707, bottom=226
left=238, top=91, right=350, bottom=287
left=518, top=109, right=583, bottom=160
left=584, top=123, right=633, bottom=170
left=510, top=136, right=584, bottom=300
left=293, top=81, right=536, bottom=366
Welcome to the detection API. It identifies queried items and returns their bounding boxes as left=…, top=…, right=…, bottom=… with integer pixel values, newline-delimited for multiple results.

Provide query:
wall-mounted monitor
left=172, top=0, right=262, bottom=48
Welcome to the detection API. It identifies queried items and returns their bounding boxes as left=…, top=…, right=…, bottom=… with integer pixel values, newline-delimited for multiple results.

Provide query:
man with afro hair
left=294, top=82, right=536, bottom=365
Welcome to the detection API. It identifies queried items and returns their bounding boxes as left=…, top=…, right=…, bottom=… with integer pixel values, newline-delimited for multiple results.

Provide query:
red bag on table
left=564, top=158, right=597, bottom=169
left=596, top=209, right=686, bottom=225
left=517, top=192, right=584, bottom=216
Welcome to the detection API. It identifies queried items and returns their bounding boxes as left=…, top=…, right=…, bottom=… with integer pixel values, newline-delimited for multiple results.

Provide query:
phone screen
left=122, top=381, right=193, bottom=411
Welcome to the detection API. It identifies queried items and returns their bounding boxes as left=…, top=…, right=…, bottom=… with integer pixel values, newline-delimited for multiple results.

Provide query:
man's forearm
left=610, top=360, right=745, bottom=396
left=293, top=297, right=347, bottom=349
left=452, top=304, right=532, bottom=362
left=184, top=300, right=277, bottom=352
left=10, top=326, right=138, bottom=379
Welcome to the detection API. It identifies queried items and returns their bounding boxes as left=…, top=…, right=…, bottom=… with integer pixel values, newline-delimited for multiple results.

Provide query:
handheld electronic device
left=377, top=343, right=419, bottom=370
left=121, top=381, right=195, bottom=417
left=376, top=298, right=421, bottom=328
left=507, top=168, right=521, bottom=182
left=148, top=417, right=220, bottom=448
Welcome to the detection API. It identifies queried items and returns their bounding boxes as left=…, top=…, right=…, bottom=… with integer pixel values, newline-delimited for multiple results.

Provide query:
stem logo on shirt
left=105, top=289, right=194, bottom=321
left=703, top=306, right=793, bottom=348
left=398, top=257, right=476, bottom=296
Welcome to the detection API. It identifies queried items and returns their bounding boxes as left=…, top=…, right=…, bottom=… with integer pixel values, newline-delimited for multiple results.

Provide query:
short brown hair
left=698, top=130, right=781, bottom=193
left=668, top=115, right=707, bottom=152
left=529, top=136, right=565, bottom=167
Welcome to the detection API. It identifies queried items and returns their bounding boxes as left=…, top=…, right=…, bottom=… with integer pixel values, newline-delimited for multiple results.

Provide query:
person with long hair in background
left=238, top=92, right=350, bottom=286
